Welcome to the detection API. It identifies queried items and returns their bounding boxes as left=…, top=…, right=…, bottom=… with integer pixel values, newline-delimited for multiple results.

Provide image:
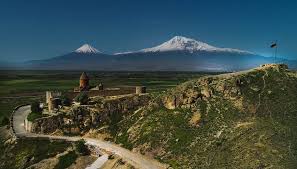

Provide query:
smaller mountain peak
left=75, top=44, right=100, bottom=54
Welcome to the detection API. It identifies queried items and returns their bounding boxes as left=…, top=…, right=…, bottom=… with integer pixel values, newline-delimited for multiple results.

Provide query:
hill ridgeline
left=111, top=64, right=297, bottom=168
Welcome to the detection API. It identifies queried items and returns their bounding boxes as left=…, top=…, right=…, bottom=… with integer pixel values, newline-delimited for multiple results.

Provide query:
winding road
left=12, top=105, right=166, bottom=169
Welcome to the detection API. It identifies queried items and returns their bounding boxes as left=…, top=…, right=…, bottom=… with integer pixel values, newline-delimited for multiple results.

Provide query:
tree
left=28, top=101, right=43, bottom=122
left=31, top=101, right=42, bottom=114
left=75, top=139, right=89, bottom=155
left=74, top=92, right=89, bottom=105
left=1, top=117, right=9, bottom=126
left=60, top=95, right=71, bottom=106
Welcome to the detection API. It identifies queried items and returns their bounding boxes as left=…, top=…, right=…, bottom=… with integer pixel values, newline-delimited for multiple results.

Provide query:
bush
left=60, top=95, right=71, bottom=106
left=74, top=92, right=89, bottom=105
left=28, top=101, right=43, bottom=121
left=109, top=111, right=123, bottom=136
left=27, top=112, right=43, bottom=122
left=31, top=101, right=42, bottom=114
left=1, top=116, right=9, bottom=126
left=74, top=139, right=89, bottom=155
left=54, top=151, right=78, bottom=169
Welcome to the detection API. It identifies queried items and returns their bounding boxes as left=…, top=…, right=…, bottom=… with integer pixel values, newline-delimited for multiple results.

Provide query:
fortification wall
left=66, top=87, right=136, bottom=100
left=46, top=91, right=61, bottom=104
left=31, top=114, right=64, bottom=134
left=24, top=118, right=33, bottom=132
left=135, top=86, right=146, bottom=94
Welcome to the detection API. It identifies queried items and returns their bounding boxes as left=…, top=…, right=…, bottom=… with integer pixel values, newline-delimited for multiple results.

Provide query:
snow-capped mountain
left=24, top=43, right=112, bottom=70
left=23, top=37, right=297, bottom=71
left=75, top=44, right=100, bottom=54
left=116, top=36, right=252, bottom=55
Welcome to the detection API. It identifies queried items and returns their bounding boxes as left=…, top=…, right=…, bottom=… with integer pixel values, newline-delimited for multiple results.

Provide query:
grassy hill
left=110, top=64, right=297, bottom=168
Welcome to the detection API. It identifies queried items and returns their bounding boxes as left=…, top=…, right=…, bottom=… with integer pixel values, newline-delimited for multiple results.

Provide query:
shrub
left=31, top=101, right=42, bottom=114
left=108, top=154, right=115, bottom=159
left=74, top=92, right=89, bottom=105
left=109, top=111, right=123, bottom=136
left=27, top=101, right=43, bottom=122
left=60, top=95, right=71, bottom=106
left=1, top=116, right=9, bottom=126
left=27, top=112, right=43, bottom=122
left=54, top=151, right=78, bottom=169
left=74, top=139, right=89, bottom=155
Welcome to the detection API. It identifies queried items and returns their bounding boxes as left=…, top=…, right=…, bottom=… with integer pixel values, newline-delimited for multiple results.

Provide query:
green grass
left=111, top=67, right=297, bottom=169
left=27, top=111, right=44, bottom=121
left=54, top=151, right=78, bottom=169
left=0, top=70, right=210, bottom=126
left=0, top=70, right=209, bottom=95
left=0, top=70, right=212, bottom=168
left=0, top=97, right=42, bottom=125
left=0, top=137, right=71, bottom=169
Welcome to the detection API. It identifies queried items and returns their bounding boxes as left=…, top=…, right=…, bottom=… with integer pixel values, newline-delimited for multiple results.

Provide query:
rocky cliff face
left=112, top=64, right=297, bottom=169
left=162, top=64, right=291, bottom=114
left=31, top=115, right=64, bottom=133
left=31, top=94, right=150, bottom=135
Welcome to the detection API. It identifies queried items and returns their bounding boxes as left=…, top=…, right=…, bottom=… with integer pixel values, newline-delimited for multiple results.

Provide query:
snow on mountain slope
left=75, top=44, right=101, bottom=54
left=115, top=36, right=253, bottom=55
left=141, top=36, right=216, bottom=52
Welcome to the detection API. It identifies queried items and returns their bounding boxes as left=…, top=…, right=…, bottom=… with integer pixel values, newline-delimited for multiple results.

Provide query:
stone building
left=136, top=86, right=146, bottom=94
left=46, top=91, right=61, bottom=104
left=48, top=98, right=61, bottom=113
left=46, top=91, right=62, bottom=113
left=74, top=72, right=106, bottom=92
left=79, top=72, right=90, bottom=91
left=90, top=83, right=104, bottom=91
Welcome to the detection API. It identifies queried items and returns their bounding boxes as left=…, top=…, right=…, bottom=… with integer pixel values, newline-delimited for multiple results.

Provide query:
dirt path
left=12, top=105, right=167, bottom=169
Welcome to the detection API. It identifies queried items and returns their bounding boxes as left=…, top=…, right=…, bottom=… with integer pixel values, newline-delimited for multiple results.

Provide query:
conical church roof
left=80, top=72, right=89, bottom=80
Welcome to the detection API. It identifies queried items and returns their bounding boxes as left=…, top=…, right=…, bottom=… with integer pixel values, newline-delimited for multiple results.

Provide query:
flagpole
left=275, top=40, right=277, bottom=63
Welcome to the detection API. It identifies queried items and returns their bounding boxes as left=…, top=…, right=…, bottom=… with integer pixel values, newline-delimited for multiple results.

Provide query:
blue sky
left=0, top=0, right=296, bottom=61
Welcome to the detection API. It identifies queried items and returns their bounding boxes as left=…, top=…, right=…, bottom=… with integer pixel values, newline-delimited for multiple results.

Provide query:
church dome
left=80, top=72, right=89, bottom=80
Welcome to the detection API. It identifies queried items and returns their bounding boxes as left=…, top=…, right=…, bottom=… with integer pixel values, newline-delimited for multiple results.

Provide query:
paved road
left=85, top=154, right=108, bottom=169
left=12, top=105, right=166, bottom=169
left=13, top=105, right=31, bottom=135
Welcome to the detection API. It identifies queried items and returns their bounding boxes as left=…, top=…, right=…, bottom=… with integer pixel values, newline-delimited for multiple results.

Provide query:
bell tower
left=79, top=72, right=89, bottom=90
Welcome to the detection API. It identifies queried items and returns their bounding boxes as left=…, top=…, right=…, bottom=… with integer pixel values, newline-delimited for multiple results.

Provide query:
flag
left=270, top=43, right=277, bottom=48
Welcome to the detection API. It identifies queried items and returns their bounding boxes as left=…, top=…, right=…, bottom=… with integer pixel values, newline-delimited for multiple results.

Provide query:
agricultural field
left=0, top=70, right=214, bottom=126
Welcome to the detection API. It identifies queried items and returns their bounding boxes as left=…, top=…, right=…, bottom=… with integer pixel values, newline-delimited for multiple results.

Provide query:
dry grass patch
left=189, top=111, right=201, bottom=127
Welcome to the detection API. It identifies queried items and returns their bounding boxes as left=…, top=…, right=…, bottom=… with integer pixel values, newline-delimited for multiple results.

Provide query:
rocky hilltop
left=29, top=94, right=150, bottom=137
left=111, top=64, right=297, bottom=168
left=22, top=64, right=297, bottom=168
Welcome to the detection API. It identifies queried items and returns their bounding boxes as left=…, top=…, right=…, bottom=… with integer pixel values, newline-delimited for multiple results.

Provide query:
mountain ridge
left=115, top=36, right=253, bottom=55
left=6, top=36, right=297, bottom=71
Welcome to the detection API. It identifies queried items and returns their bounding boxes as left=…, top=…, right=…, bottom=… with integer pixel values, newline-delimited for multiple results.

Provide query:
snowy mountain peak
left=141, top=36, right=216, bottom=53
left=75, top=44, right=100, bottom=54
left=139, top=36, right=252, bottom=54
